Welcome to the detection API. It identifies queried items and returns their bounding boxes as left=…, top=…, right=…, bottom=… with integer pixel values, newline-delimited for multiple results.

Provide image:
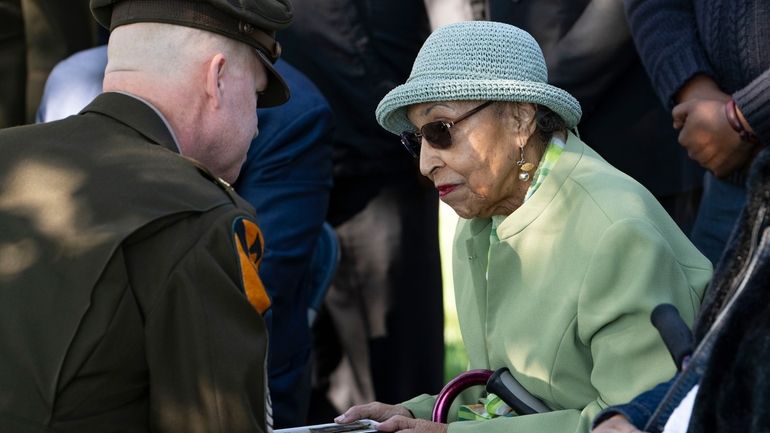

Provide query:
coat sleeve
left=443, top=219, right=707, bottom=433
left=400, top=393, right=438, bottom=420
left=133, top=209, right=272, bottom=433
left=623, top=0, right=716, bottom=108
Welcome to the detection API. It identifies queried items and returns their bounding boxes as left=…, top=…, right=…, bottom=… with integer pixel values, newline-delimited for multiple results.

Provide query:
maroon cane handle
left=431, top=369, right=493, bottom=423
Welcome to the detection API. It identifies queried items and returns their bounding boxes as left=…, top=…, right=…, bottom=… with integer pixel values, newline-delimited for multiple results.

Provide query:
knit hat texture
left=376, top=21, right=582, bottom=134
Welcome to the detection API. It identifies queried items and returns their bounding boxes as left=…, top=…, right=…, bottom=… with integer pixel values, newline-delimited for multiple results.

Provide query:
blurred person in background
left=278, top=0, right=445, bottom=421
left=0, top=0, right=99, bottom=128
left=623, top=0, right=769, bottom=264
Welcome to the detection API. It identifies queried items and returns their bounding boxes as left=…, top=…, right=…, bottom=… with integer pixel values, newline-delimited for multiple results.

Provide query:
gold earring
left=517, top=145, right=534, bottom=181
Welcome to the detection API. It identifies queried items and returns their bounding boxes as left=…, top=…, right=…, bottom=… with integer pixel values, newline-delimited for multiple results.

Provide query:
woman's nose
left=419, top=140, right=443, bottom=178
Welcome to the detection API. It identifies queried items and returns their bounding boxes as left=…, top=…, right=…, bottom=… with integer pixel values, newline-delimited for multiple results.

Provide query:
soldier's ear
left=205, top=53, right=227, bottom=108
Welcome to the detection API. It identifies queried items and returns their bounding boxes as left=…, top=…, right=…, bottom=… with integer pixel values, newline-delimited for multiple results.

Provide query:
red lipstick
left=436, top=184, right=458, bottom=197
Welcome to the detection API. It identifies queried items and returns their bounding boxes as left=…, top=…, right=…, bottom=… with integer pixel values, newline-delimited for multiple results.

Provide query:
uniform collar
left=79, top=92, right=181, bottom=154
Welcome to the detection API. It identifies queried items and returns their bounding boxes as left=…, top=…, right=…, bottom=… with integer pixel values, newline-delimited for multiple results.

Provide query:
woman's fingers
left=377, top=416, right=447, bottom=433
left=335, top=402, right=412, bottom=423
left=377, top=415, right=417, bottom=432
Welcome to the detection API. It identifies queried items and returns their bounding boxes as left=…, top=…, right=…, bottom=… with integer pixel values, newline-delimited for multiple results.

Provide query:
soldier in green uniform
left=0, top=1, right=292, bottom=432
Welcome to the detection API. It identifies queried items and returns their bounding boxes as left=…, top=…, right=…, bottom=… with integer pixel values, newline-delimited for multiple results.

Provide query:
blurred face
left=209, top=49, right=266, bottom=183
left=407, top=101, right=538, bottom=219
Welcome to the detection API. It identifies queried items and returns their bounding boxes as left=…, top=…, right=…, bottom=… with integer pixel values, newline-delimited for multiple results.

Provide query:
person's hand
left=334, top=402, right=413, bottom=424
left=591, top=414, right=645, bottom=433
left=377, top=416, right=448, bottom=433
left=672, top=98, right=754, bottom=177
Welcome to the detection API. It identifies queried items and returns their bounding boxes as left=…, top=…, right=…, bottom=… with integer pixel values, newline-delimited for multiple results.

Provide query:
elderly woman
left=334, top=21, right=712, bottom=433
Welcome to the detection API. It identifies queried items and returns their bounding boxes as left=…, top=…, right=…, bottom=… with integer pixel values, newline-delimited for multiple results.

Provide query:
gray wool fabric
left=376, top=21, right=582, bottom=135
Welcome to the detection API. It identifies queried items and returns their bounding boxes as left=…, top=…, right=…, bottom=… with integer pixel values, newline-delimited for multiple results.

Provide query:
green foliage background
left=440, top=204, right=468, bottom=384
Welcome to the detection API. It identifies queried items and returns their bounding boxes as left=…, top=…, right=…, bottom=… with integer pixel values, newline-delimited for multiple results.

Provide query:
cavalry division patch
left=232, top=217, right=271, bottom=314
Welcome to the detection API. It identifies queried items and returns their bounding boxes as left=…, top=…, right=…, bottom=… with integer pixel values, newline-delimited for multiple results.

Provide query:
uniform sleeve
left=444, top=219, right=707, bottom=433
left=135, top=210, right=271, bottom=433
left=624, top=0, right=715, bottom=108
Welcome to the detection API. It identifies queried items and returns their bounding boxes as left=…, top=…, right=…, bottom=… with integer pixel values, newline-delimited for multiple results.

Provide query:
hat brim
left=376, top=78, right=582, bottom=134
left=256, top=50, right=289, bottom=107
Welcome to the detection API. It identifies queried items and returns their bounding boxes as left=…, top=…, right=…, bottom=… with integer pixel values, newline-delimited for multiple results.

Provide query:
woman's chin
left=448, top=204, right=479, bottom=220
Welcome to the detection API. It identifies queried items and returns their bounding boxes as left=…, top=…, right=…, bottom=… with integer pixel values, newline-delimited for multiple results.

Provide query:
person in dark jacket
left=591, top=147, right=770, bottom=433
left=0, top=0, right=292, bottom=431
left=623, top=0, right=769, bottom=264
left=278, top=0, right=445, bottom=420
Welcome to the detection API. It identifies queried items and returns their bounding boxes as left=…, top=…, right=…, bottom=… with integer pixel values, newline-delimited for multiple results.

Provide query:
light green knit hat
left=376, top=21, right=582, bottom=134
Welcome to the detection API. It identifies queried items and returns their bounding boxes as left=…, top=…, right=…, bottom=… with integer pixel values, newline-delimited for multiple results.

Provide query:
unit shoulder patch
left=232, top=217, right=270, bottom=314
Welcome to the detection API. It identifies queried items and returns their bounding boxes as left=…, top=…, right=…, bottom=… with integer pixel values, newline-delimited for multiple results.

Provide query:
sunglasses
left=400, top=101, right=494, bottom=158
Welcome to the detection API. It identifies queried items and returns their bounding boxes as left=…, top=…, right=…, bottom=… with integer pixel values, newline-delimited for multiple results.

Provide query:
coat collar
left=494, top=131, right=585, bottom=239
left=79, top=92, right=180, bottom=154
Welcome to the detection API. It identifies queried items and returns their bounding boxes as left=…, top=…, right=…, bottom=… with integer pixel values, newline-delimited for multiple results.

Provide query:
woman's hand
left=334, top=403, right=446, bottom=432
left=591, top=414, right=645, bottom=433
left=334, top=402, right=413, bottom=424
left=377, top=416, right=448, bottom=433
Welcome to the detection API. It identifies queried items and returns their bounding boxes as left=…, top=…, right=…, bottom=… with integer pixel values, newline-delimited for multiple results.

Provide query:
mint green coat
left=401, top=133, right=712, bottom=433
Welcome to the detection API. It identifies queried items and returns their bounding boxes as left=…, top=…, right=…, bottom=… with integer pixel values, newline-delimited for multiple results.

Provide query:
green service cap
left=90, top=0, right=293, bottom=107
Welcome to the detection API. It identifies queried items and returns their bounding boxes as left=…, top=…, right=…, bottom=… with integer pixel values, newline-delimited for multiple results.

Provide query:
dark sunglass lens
left=422, top=122, right=452, bottom=149
left=399, top=131, right=421, bottom=158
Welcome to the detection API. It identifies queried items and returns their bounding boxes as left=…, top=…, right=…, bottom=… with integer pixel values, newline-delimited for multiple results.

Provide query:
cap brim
left=376, top=78, right=582, bottom=135
left=256, top=50, right=289, bottom=107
